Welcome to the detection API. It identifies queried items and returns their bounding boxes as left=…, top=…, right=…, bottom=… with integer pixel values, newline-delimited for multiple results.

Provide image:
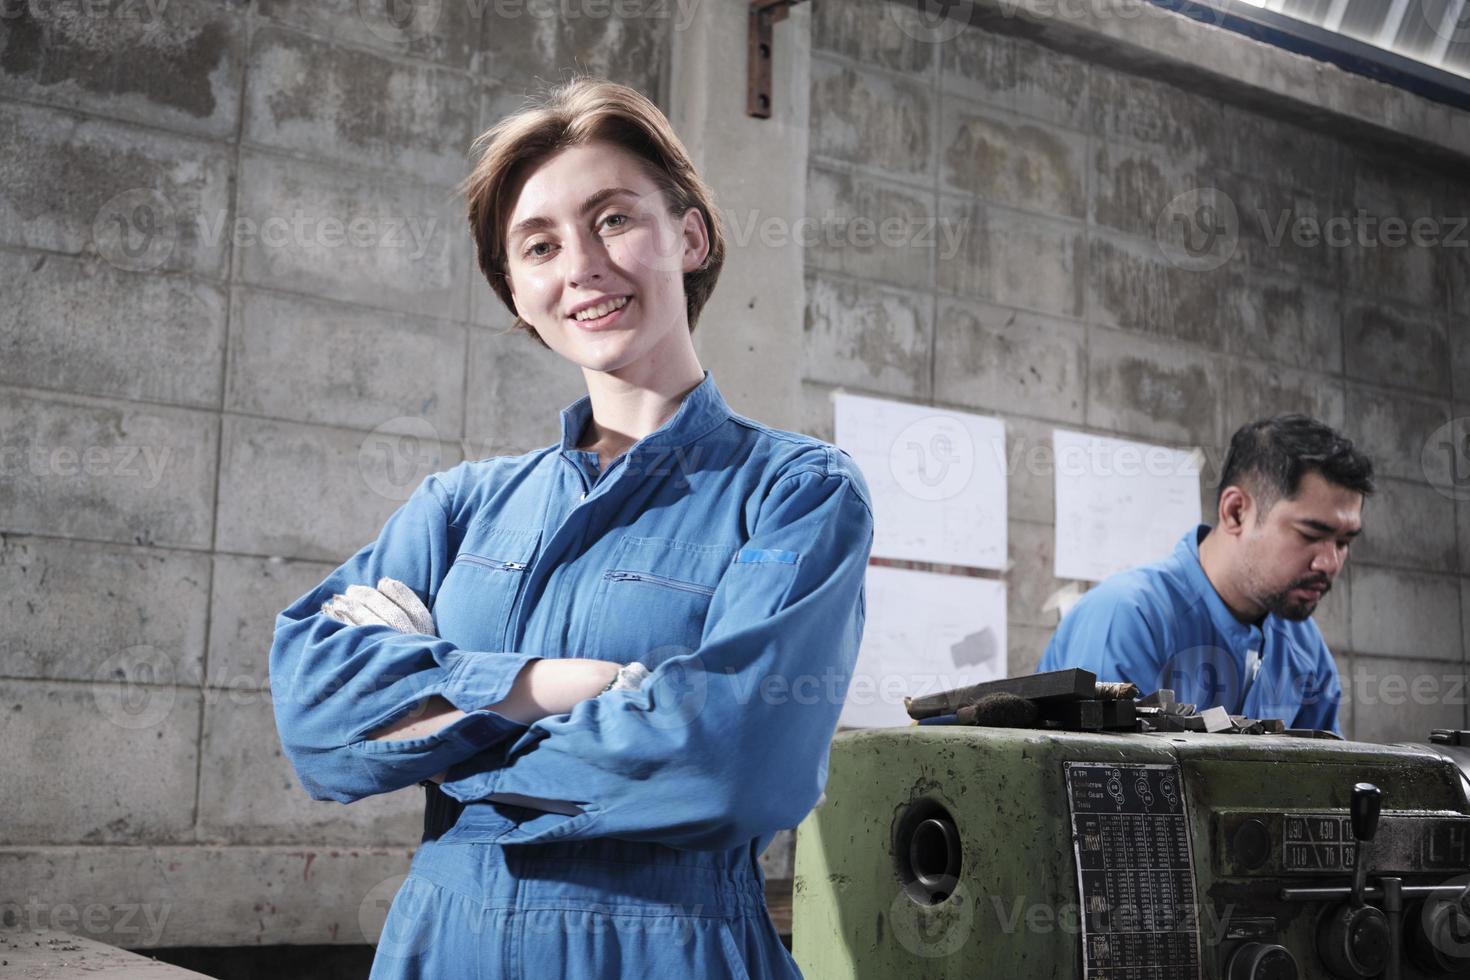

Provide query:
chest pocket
left=585, top=536, right=735, bottom=667
left=433, top=527, right=540, bottom=652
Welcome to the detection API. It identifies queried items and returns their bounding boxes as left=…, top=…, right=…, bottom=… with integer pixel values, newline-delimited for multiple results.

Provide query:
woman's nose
left=563, top=231, right=608, bottom=287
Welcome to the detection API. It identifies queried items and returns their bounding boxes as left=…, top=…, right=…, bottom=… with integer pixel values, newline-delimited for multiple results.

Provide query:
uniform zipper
left=603, top=569, right=716, bottom=597
left=457, top=554, right=528, bottom=572
left=561, top=450, right=631, bottom=503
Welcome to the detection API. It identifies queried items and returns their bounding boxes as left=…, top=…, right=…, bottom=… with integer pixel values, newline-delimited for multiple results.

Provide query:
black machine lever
left=1349, top=782, right=1380, bottom=908
left=1301, top=783, right=1395, bottom=980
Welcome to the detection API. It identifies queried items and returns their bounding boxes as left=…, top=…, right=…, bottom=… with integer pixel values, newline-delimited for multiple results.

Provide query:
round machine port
left=1227, top=942, right=1299, bottom=980
left=894, top=799, right=962, bottom=905
left=1232, top=818, right=1272, bottom=870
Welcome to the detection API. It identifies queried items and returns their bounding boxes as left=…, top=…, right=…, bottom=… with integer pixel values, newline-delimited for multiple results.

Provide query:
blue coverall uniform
left=270, top=371, right=875, bottom=978
left=1038, top=524, right=1343, bottom=734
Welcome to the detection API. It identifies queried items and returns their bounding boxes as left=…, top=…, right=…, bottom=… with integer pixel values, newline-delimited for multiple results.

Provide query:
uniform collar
left=1175, top=524, right=1266, bottom=645
left=557, top=370, right=731, bottom=458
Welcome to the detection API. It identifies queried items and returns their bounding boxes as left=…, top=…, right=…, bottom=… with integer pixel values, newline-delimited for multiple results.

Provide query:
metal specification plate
left=1066, top=762, right=1203, bottom=980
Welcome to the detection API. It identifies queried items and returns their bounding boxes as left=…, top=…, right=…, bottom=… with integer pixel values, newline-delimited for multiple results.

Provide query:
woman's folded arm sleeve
left=436, top=465, right=875, bottom=851
left=269, top=472, right=542, bottom=804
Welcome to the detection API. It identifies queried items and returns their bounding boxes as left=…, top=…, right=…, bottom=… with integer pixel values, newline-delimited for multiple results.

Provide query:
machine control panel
left=1215, top=811, right=1470, bottom=876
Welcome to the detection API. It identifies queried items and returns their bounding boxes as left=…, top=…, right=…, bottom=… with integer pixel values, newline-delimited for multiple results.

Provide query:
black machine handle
left=1351, top=783, right=1382, bottom=843
left=1350, top=783, right=1380, bottom=909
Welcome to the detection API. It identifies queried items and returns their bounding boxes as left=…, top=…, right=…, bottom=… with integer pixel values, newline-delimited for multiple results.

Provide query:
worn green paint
left=793, top=727, right=1468, bottom=979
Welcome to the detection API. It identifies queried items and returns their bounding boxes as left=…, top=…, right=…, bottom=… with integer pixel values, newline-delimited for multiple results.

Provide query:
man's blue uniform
left=270, top=371, right=875, bottom=978
left=1038, top=525, right=1342, bottom=734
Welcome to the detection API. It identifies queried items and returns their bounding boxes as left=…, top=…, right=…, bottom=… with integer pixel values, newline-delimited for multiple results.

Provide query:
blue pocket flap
left=734, top=547, right=799, bottom=565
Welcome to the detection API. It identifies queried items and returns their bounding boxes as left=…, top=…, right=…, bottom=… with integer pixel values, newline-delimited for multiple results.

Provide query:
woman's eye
left=524, top=241, right=554, bottom=259
left=600, top=213, right=628, bottom=231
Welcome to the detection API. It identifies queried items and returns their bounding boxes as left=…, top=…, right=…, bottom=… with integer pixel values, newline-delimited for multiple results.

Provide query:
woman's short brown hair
left=464, top=77, right=726, bottom=349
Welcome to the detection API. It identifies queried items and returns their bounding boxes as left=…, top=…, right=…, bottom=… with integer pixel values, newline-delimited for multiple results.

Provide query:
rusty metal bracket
left=747, top=0, right=809, bottom=118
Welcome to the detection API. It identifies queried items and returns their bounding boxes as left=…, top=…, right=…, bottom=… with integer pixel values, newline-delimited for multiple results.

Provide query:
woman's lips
left=571, top=297, right=631, bottom=331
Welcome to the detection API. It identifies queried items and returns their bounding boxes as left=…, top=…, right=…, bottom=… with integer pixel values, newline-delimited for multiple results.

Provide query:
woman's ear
left=680, top=207, right=710, bottom=274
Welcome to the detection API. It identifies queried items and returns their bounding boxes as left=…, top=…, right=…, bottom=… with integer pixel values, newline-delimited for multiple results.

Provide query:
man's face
left=1238, top=470, right=1364, bottom=620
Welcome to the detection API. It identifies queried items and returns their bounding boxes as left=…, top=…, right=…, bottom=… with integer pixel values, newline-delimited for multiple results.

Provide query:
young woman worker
left=269, top=78, right=875, bottom=978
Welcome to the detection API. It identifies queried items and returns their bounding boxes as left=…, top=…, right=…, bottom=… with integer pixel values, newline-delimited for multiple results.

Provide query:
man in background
left=1038, top=415, right=1374, bottom=734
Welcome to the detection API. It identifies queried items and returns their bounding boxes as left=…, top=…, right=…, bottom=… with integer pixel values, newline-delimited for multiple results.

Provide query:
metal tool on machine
left=793, top=670, right=1470, bottom=980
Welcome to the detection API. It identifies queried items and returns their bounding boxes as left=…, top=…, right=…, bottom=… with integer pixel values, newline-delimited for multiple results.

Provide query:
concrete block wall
left=6, top=0, right=1470, bottom=958
left=0, top=0, right=673, bottom=951
left=802, top=0, right=1470, bottom=743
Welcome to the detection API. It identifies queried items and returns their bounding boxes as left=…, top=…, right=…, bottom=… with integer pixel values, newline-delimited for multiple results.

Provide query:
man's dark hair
left=1217, top=415, right=1375, bottom=514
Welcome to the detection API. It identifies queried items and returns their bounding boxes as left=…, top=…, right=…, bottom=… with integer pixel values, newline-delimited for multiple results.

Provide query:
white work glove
left=321, top=577, right=435, bottom=636
left=321, top=578, right=651, bottom=697
left=602, top=661, right=651, bottom=693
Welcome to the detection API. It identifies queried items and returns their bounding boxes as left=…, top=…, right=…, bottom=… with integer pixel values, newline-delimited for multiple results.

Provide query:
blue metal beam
left=1148, top=0, right=1470, bottom=111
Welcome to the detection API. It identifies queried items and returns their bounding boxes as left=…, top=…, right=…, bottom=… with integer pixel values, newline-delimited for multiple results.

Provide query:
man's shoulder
left=1071, top=554, right=1192, bottom=624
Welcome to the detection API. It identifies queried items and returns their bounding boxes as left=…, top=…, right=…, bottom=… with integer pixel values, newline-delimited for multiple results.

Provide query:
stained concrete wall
left=799, top=0, right=1470, bottom=746
left=4, top=0, right=1469, bottom=957
left=0, top=0, right=681, bottom=951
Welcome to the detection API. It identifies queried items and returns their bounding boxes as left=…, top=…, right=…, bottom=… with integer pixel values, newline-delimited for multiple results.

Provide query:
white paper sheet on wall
left=839, top=565, right=1007, bottom=729
left=833, top=392, right=1007, bottom=569
left=1052, top=429, right=1202, bottom=583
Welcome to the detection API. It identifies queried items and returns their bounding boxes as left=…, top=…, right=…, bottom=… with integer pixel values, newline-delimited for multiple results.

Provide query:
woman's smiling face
left=503, top=141, right=709, bottom=377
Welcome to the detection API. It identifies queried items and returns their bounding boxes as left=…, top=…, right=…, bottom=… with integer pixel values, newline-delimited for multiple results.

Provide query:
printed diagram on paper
left=1052, top=430, right=1201, bottom=583
left=840, top=566, right=1007, bottom=729
left=834, top=392, right=1007, bottom=570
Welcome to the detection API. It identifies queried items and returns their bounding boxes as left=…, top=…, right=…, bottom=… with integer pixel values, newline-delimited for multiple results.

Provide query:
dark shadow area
left=145, top=944, right=377, bottom=980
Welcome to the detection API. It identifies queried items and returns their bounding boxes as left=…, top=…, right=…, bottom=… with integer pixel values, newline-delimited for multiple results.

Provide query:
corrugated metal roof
left=1236, top=0, right=1470, bottom=80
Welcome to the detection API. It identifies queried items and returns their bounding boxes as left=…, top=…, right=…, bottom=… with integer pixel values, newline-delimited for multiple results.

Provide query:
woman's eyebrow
left=509, top=187, right=641, bottom=240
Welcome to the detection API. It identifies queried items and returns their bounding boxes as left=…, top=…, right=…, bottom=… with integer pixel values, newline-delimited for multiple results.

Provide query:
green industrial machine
left=793, top=727, right=1470, bottom=979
